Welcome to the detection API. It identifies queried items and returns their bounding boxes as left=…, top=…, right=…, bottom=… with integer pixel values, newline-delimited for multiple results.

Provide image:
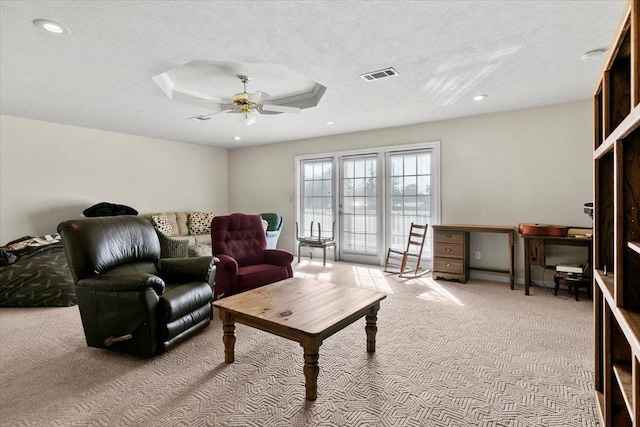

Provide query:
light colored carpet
left=0, top=260, right=597, bottom=426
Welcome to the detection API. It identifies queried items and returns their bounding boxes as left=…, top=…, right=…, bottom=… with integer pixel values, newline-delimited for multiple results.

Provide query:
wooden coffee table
left=212, top=277, right=386, bottom=400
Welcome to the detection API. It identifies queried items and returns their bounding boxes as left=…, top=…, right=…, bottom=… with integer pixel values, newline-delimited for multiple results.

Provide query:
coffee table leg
left=302, top=338, right=321, bottom=400
left=221, top=309, right=236, bottom=363
left=366, top=304, right=380, bottom=353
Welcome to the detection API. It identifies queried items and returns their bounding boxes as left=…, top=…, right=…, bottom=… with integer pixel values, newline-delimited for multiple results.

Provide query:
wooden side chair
left=384, top=223, right=429, bottom=278
left=296, top=221, right=336, bottom=266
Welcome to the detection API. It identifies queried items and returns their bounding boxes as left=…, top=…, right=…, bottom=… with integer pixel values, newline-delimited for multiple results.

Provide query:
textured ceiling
left=0, top=1, right=627, bottom=148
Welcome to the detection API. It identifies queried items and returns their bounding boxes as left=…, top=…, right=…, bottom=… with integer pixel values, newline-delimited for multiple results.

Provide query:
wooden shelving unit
left=594, top=1, right=640, bottom=425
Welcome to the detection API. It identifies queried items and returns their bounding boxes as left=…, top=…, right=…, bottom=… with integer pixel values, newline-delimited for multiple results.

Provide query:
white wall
left=228, top=100, right=593, bottom=281
left=0, top=115, right=228, bottom=243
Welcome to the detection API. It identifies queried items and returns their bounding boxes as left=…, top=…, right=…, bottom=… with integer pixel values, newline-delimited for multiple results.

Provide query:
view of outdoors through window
left=299, top=146, right=435, bottom=261
left=300, top=159, right=333, bottom=239
left=342, top=155, right=377, bottom=254
left=389, top=151, right=432, bottom=257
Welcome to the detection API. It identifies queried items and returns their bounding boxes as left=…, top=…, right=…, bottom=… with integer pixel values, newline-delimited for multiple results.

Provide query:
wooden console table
left=432, top=224, right=515, bottom=288
left=522, top=235, right=592, bottom=296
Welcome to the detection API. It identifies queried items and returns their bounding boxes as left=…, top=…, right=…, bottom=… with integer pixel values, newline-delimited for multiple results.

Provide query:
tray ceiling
left=0, top=1, right=627, bottom=148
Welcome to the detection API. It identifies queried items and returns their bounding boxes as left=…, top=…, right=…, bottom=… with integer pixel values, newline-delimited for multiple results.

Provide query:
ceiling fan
left=189, top=75, right=301, bottom=126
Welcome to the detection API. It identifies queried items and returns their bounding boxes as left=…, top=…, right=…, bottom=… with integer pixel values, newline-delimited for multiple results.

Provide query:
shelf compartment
left=608, top=310, right=634, bottom=426
left=596, top=86, right=604, bottom=149
left=597, top=104, right=640, bottom=159
left=624, top=248, right=640, bottom=312
left=622, top=127, right=640, bottom=312
left=605, top=27, right=632, bottom=137
left=595, top=151, right=615, bottom=274
left=623, top=126, right=640, bottom=245
left=612, top=380, right=633, bottom=427
left=596, top=269, right=616, bottom=300
left=595, top=390, right=605, bottom=426
left=611, top=309, right=633, bottom=369
left=613, top=364, right=633, bottom=420
left=595, top=285, right=605, bottom=393
left=629, top=241, right=640, bottom=255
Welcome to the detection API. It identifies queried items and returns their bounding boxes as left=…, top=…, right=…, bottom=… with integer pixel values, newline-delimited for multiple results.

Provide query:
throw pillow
left=188, top=212, right=214, bottom=235
left=151, top=214, right=173, bottom=237
left=188, top=244, right=212, bottom=257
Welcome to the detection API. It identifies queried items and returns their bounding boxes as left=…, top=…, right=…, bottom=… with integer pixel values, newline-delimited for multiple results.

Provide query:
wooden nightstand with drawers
left=432, top=228, right=470, bottom=283
left=431, top=224, right=515, bottom=287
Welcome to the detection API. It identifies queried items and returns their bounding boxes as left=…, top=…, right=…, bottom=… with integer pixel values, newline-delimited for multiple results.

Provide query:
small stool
left=554, top=274, right=592, bottom=301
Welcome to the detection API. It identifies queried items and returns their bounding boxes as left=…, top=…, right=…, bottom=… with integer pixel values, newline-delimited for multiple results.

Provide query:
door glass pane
left=418, top=176, right=430, bottom=195
left=388, top=151, right=432, bottom=258
left=301, top=159, right=333, bottom=238
left=391, top=157, right=403, bottom=176
left=404, top=155, right=417, bottom=175
left=342, top=155, right=377, bottom=255
left=304, top=164, right=313, bottom=180
left=354, top=178, right=365, bottom=196
left=404, top=176, right=417, bottom=195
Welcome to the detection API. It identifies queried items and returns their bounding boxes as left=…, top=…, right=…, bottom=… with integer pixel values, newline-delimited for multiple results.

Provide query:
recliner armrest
left=77, top=274, right=165, bottom=295
left=212, top=254, right=238, bottom=297
left=264, top=249, right=294, bottom=266
left=214, top=254, right=238, bottom=275
left=158, top=256, right=219, bottom=284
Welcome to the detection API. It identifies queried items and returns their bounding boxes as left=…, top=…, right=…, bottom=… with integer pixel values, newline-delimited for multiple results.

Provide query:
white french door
left=295, top=141, right=440, bottom=266
left=338, top=154, right=382, bottom=264
left=387, top=150, right=434, bottom=259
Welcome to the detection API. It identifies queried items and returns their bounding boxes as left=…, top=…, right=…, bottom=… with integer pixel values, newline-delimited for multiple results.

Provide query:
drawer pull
left=446, top=234, right=452, bottom=238
left=446, top=263, right=451, bottom=267
left=445, top=248, right=451, bottom=252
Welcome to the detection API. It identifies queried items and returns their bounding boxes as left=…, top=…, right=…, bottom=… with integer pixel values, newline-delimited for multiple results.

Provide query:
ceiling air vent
left=359, top=67, right=399, bottom=82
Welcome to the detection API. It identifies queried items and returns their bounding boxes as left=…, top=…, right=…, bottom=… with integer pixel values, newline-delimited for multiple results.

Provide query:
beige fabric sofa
left=142, top=212, right=213, bottom=257
left=142, top=211, right=269, bottom=258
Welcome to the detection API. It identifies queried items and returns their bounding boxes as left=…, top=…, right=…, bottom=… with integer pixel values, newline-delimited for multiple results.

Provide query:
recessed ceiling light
left=233, top=136, right=241, bottom=141
left=33, top=19, right=70, bottom=34
left=325, top=121, right=335, bottom=125
left=581, top=48, right=607, bottom=61
left=473, top=95, right=488, bottom=101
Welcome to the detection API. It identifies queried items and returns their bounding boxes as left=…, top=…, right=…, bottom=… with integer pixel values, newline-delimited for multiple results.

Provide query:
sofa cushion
left=151, top=214, right=173, bottom=237
left=193, top=234, right=212, bottom=245
left=188, top=212, right=214, bottom=236
left=174, top=212, right=189, bottom=236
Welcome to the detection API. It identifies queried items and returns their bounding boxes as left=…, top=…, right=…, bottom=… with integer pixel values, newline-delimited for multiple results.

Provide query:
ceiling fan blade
left=216, top=103, right=238, bottom=111
left=173, top=85, right=224, bottom=102
left=250, top=91, right=271, bottom=103
left=188, top=107, right=237, bottom=120
left=260, top=104, right=301, bottom=114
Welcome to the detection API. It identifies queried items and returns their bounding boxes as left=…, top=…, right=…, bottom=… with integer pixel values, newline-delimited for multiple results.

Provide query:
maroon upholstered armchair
left=211, top=213, right=294, bottom=298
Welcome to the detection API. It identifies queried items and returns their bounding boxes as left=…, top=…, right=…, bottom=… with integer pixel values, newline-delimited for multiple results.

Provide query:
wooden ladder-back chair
left=384, top=223, right=429, bottom=278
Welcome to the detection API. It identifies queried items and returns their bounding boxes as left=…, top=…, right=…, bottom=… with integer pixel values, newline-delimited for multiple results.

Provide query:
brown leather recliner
left=58, top=216, right=217, bottom=357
